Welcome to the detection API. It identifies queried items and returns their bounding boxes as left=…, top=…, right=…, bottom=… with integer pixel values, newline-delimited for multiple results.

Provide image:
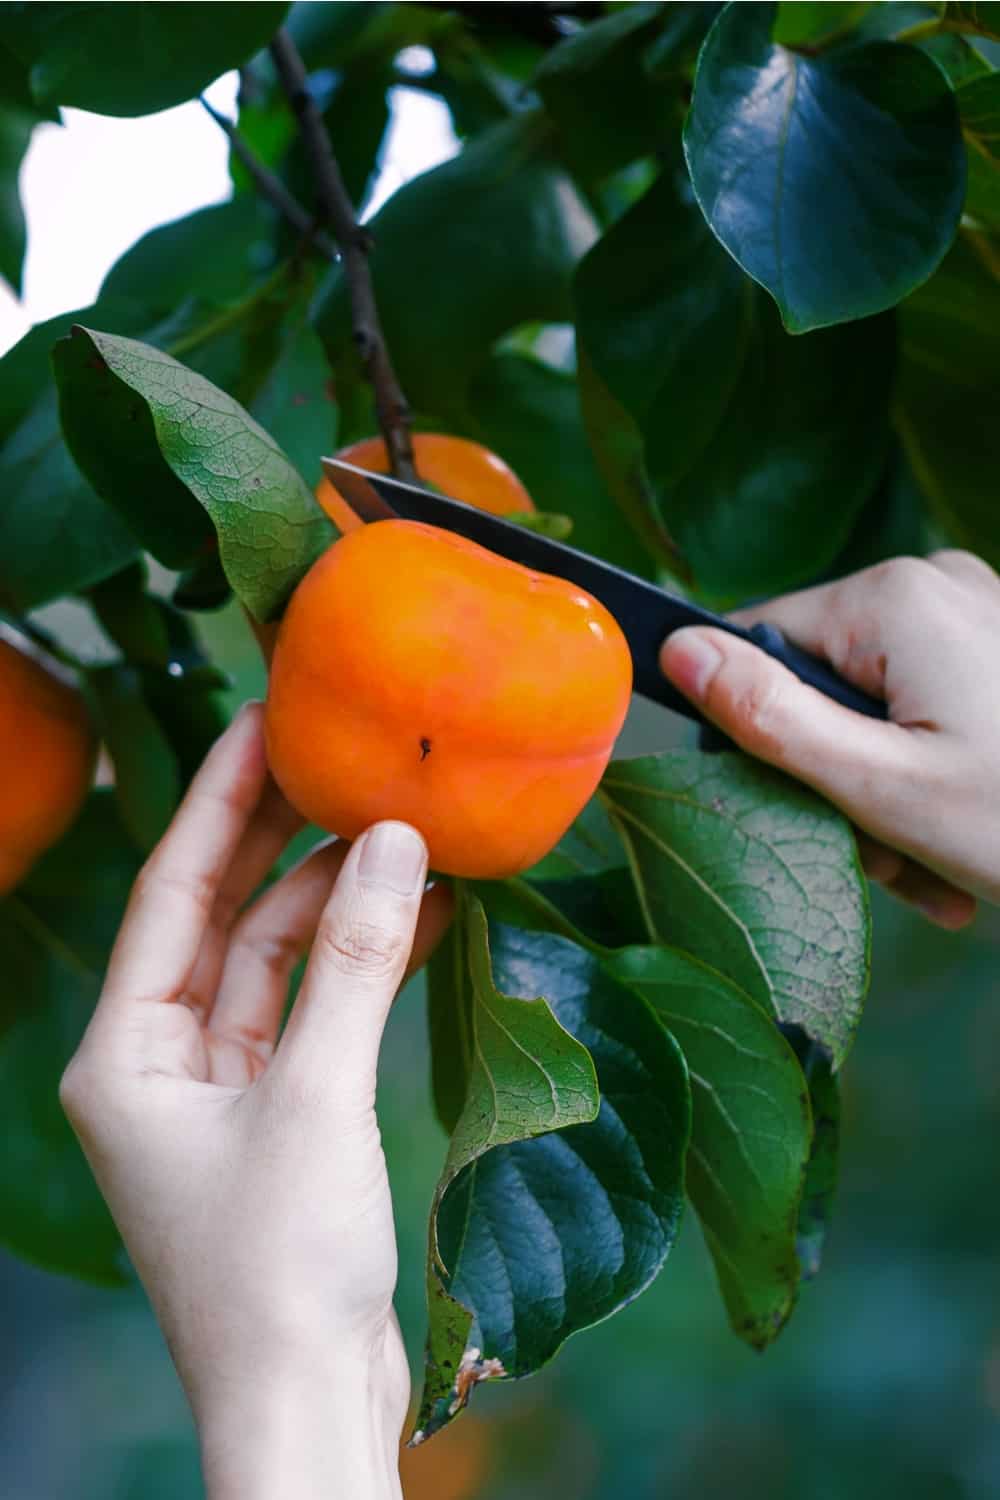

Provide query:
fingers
left=269, top=822, right=429, bottom=1110
left=927, top=548, right=999, bottom=589
left=854, top=832, right=977, bottom=931
left=210, top=841, right=454, bottom=1064
left=728, top=558, right=929, bottom=700
left=660, top=626, right=926, bottom=834
left=182, top=777, right=303, bottom=1021
left=209, top=839, right=350, bottom=1066
left=101, top=703, right=268, bottom=1009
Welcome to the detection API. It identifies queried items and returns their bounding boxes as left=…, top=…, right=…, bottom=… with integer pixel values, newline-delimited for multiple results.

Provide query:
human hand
left=660, top=551, right=1000, bottom=929
left=59, top=703, right=453, bottom=1500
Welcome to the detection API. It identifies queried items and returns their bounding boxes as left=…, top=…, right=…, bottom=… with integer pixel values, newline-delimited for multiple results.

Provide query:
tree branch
left=269, top=28, right=416, bottom=482
left=200, top=98, right=337, bottom=261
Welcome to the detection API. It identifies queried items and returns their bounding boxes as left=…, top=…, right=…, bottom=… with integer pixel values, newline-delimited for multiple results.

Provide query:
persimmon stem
left=269, top=28, right=417, bottom=483
left=199, top=98, right=338, bottom=261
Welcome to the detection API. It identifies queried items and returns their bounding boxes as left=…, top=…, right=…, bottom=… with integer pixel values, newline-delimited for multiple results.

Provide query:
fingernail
left=358, top=822, right=428, bottom=896
left=662, top=630, right=724, bottom=701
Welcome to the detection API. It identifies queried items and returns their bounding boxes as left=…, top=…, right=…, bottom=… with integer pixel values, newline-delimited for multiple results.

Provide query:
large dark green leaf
left=230, top=295, right=336, bottom=488
left=600, top=750, right=870, bottom=1067
left=684, top=3, right=965, bottom=331
left=528, top=795, right=629, bottom=880
left=942, top=1, right=1000, bottom=39
left=100, top=197, right=276, bottom=311
left=0, top=103, right=32, bottom=293
left=826, top=445, right=930, bottom=579
left=957, top=71, right=1000, bottom=228
left=896, top=232, right=1000, bottom=567
left=533, top=2, right=673, bottom=180
left=417, top=903, right=689, bottom=1441
left=787, top=1030, right=841, bottom=1278
left=0, top=387, right=140, bottom=613
left=426, top=898, right=474, bottom=1138
left=315, top=112, right=599, bottom=421
left=0, top=301, right=167, bottom=612
left=464, top=352, right=654, bottom=575
left=575, top=167, right=896, bottom=599
left=1, top=1, right=290, bottom=116
left=608, top=945, right=812, bottom=1348
left=772, top=3, right=875, bottom=45
left=53, top=327, right=334, bottom=619
left=89, top=665, right=181, bottom=854
left=0, top=792, right=138, bottom=1282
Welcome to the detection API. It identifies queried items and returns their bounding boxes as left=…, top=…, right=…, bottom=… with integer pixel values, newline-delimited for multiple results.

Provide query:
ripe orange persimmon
left=316, top=432, right=535, bottom=535
left=0, top=636, right=95, bottom=896
left=265, top=520, right=632, bottom=879
left=399, top=1411, right=490, bottom=1500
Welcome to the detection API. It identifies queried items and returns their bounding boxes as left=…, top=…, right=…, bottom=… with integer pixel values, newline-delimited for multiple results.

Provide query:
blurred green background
left=5, top=600, right=999, bottom=1500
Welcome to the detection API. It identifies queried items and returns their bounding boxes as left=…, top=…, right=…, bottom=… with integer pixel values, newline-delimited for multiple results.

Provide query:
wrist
left=194, top=1327, right=408, bottom=1500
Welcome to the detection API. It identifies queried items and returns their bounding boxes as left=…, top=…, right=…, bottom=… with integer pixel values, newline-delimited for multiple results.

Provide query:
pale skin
left=61, top=550, right=1000, bottom=1496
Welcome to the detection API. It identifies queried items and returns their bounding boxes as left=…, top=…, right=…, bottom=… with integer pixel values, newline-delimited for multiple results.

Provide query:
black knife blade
left=321, top=458, right=887, bottom=727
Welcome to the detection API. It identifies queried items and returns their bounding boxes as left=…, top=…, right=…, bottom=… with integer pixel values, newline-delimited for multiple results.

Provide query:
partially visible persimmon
left=0, top=636, right=95, bottom=896
left=399, top=1412, right=490, bottom=1500
left=265, top=520, right=632, bottom=879
left=316, top=432, right=535, bottom=535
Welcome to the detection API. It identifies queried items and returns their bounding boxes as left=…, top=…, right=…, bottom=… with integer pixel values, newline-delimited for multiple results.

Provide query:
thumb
left=660, top=626, right=917, bottom=825
left=272, top=820, right=428, bottom=1110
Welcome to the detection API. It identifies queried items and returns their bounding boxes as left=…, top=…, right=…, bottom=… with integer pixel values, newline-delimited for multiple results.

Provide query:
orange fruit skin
left=0, top=638, right=95, bottom=896
left=265, top=520, right=632, bottom=879
left=399, top=1412, right=490, bottom=1500
left=316, top=432, right=535, bottom=535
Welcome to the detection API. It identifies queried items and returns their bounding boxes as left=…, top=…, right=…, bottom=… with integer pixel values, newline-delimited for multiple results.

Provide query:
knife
left=321, top=458, right=887, bottom=728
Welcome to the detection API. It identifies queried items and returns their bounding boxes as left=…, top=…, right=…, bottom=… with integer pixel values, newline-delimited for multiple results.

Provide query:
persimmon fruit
left=0, top=636, right=95, bottom=896
left=316, top=432, right=535, bottom=535
left=265, top=520, right=632, bottom=879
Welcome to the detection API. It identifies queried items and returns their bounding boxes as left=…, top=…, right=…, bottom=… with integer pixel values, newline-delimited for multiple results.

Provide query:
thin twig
left=269, top=28, right=416, bottom=481
left=199, top=97, right=337, bottom=261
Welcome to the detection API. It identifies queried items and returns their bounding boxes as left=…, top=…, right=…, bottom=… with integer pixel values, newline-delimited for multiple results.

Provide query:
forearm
left=195, top=1342, right=405, bottom=1500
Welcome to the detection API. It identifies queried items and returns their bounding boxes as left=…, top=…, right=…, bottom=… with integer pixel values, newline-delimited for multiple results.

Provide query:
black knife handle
left=743, top=622, right=886, bottom=720
left=697, top=621, right=886, bottom=752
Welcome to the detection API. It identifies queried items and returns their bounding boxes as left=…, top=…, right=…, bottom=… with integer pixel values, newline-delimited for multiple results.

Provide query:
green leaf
left=89, top=665, right=181, bottom=854
left=0, top=104, right=32, bottom=293
left=601, top=750, right=871, bottom=1067
left=0, top=792, right=138, bottom=1282
left=141, top=660, right=230, bottom=788
left=895, top=232, right=1000, bottom=567
left=957, top=71, right=1000, bottom=228
left=533, top=2, right=672, bottom=180
left=232, top=295, right=336, bottom=488
left=0, top=386, right=140, bottom=613
left=527, top=795, right=629, bottom=880
left=315, top=112, right=599, bottom=421
left=2, top=1, right=291, bottom=116
left=826, top=445, right=930, bottom=579
left=915, top=29, right=994, bottom=87
left=100, top=197, right=276, bottom=311
left=464, top=352, right=655, bottom=576
left=942, top=1, right=1000, bottom=39
left=575, top=167, right=896, bottom=599
left=426, top=903, right=473, bottom=1138
left=88, top=562, right=174, bottom=668
left=608, top=945, right=812, bottom=1348
left=417, top=903, right=689, bottom=1440
left=772, top=2, right=874, bottom=45
left=53, top=327, right=334, bottom=620
left=0, top=300, right=171, bottom=613
left=684, top=3, right=965, bottom=331
left=787, top=1030, right=841, bottom=1278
